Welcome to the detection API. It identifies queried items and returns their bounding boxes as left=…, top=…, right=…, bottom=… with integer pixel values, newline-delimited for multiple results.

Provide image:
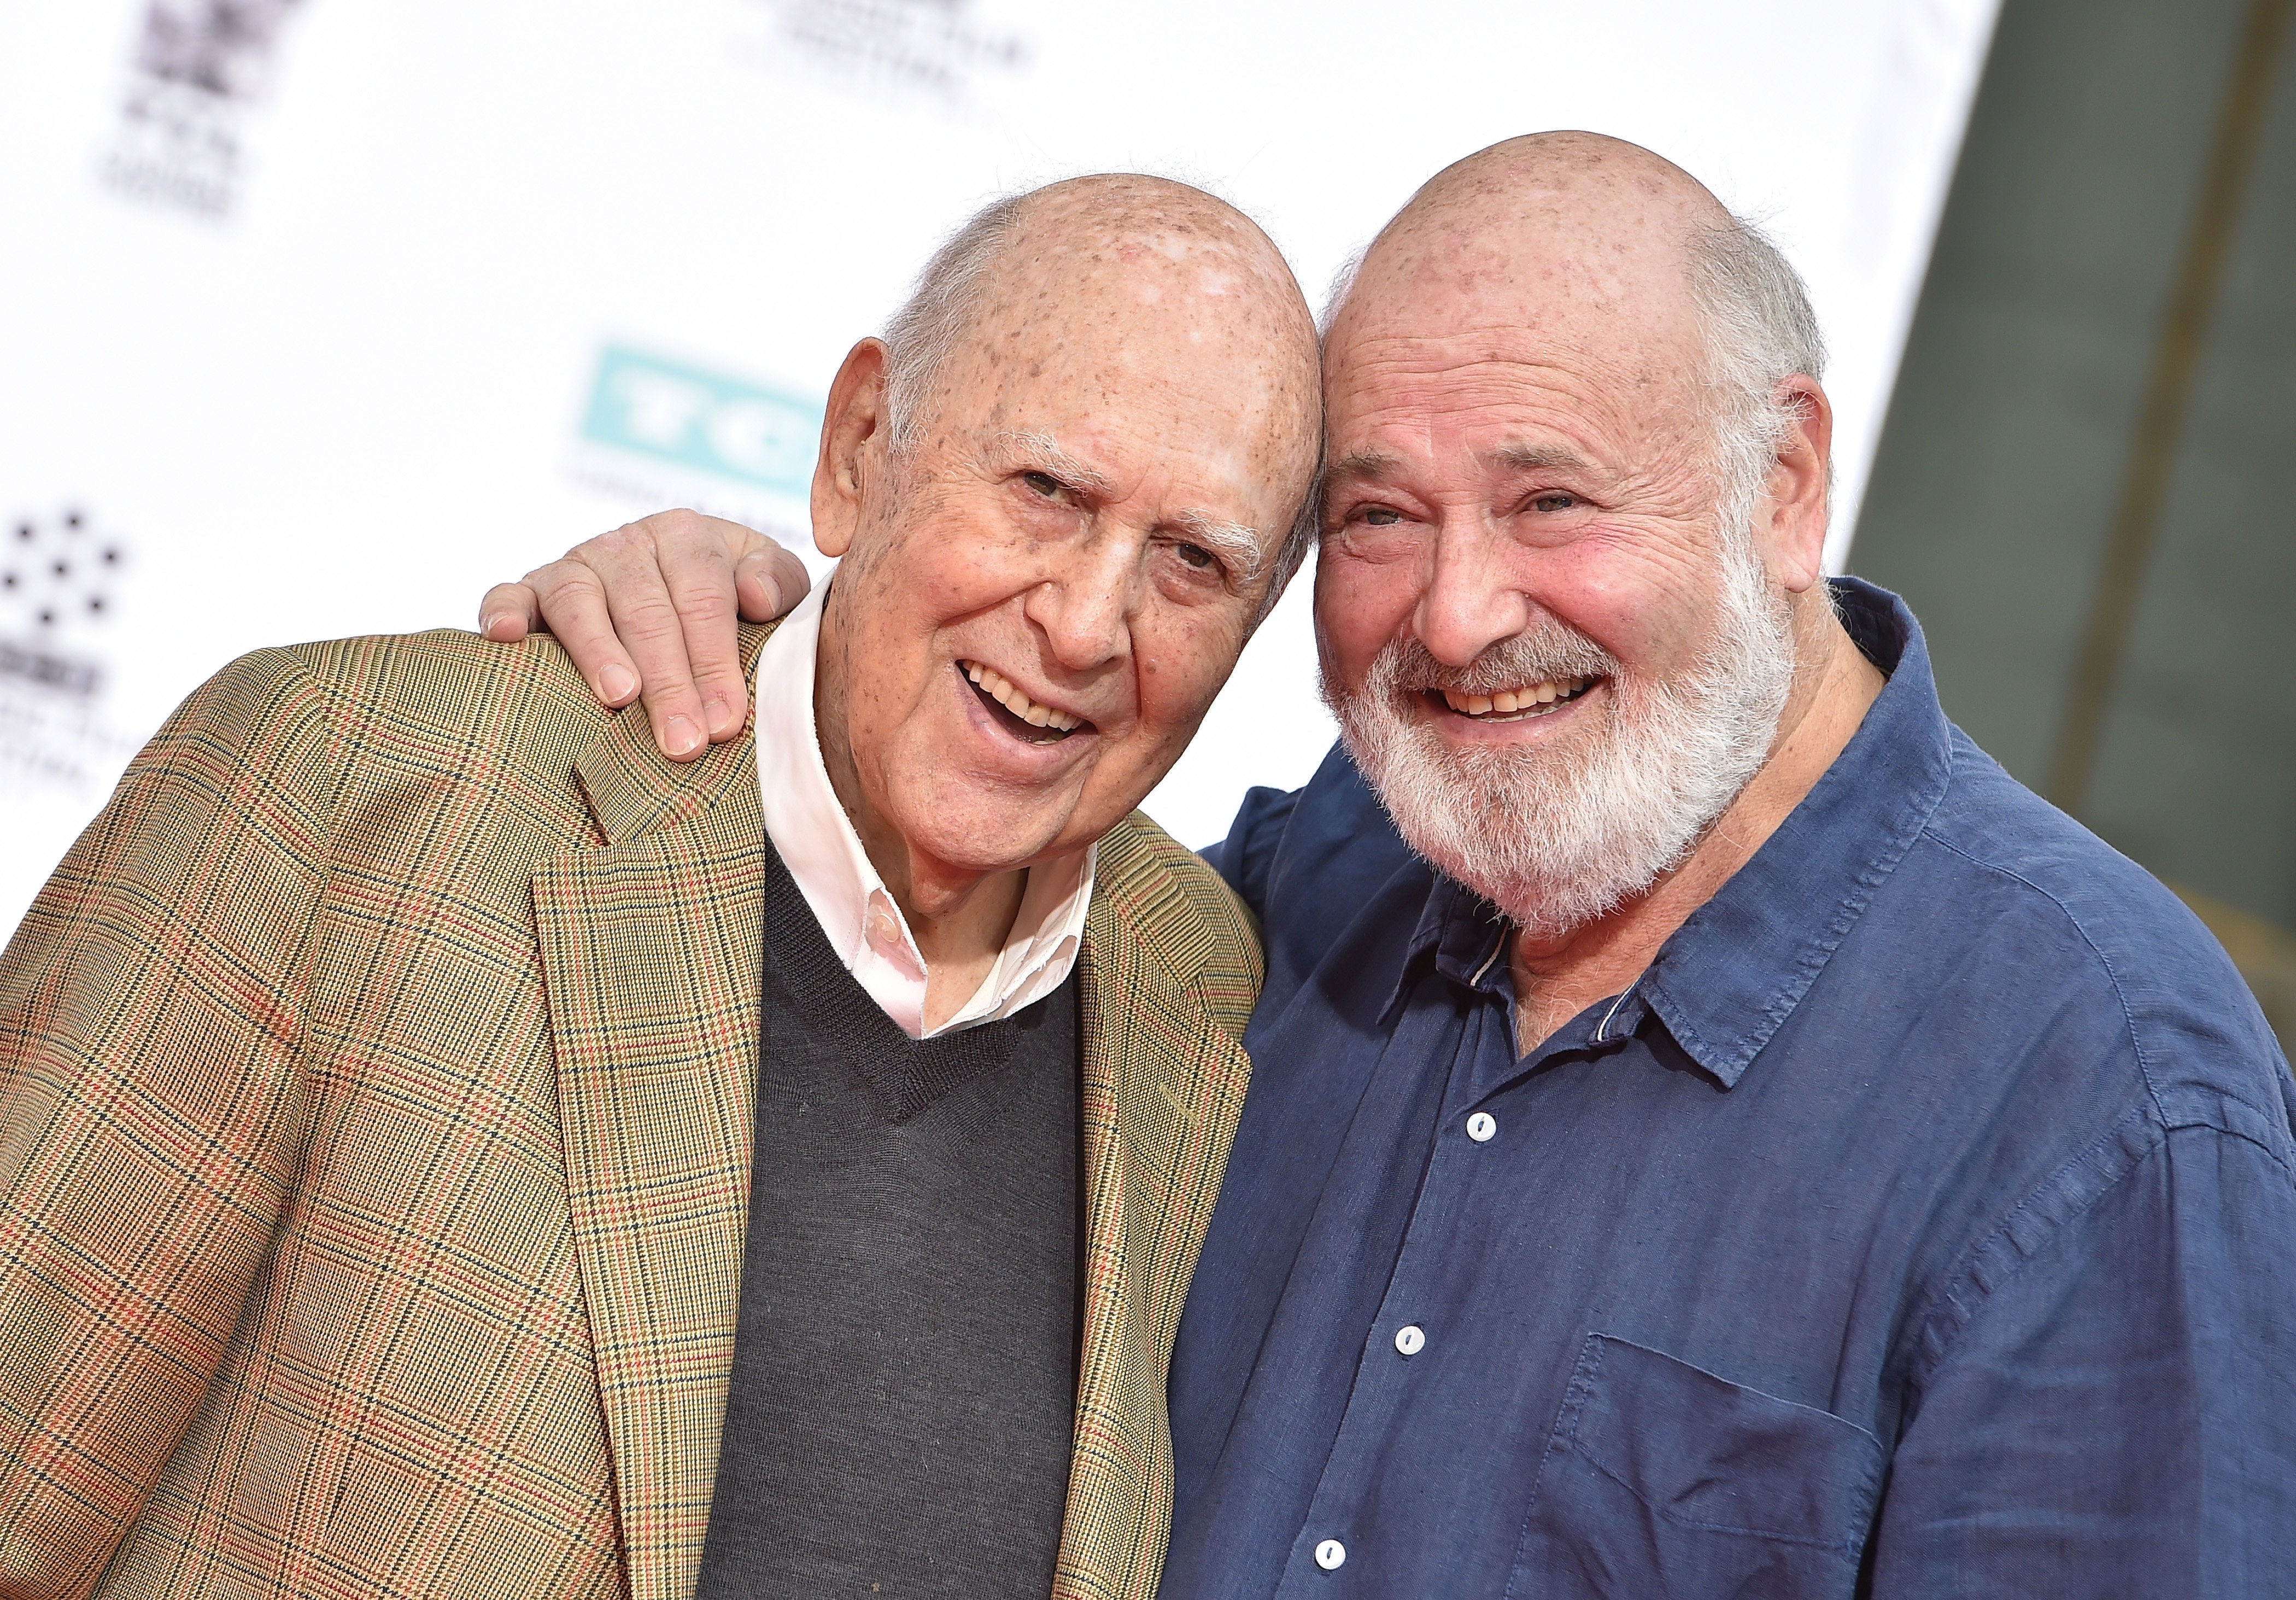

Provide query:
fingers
left=570, top=525, right=713, bottom=759
left=738, top=543, right=813, bottom=622
left=504, top=509, right=801, bottom=763
left=527, top=556, right=646, bottom=710
left=649, top=516, right=752, bottom=743
left=477, top=582, right=541, bottom=642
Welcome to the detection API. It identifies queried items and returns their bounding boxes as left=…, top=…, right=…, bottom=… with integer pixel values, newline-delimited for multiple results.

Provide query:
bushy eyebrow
left=1329, top=447, right=1402, bottom=482
left=992, top=430, right=1116, bottom=498
left=1331, top=442, right=1598, bottom=483
left=1170, top=510, right=1267, bottom=583
left=1491, top=442, right=1597, bottom=476
left=995, top=429, right=1267, bottom=583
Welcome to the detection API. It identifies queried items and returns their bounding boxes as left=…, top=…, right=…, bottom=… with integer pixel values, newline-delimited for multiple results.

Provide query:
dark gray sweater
left=693, top=847, right=1081, bottom=1598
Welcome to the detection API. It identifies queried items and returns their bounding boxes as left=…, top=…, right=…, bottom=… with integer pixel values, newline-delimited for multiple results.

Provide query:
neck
left=813, top=590, right=1028, bottom=1031
left=1508, top=593, right=1886, bottom=1053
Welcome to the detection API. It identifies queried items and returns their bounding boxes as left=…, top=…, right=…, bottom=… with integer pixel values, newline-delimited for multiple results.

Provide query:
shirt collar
left=1396, top=876, right=1509, bottom=1015
left=1413, top=579, right=1956, bottom=1088
left=753, top=579, right=1096, bottom=1039
left=1635, top=579, right=1953, bottom=1087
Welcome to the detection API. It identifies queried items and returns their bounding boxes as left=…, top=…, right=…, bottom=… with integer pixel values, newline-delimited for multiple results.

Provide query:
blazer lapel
left=1057, top=821, right=1257, bottom=1600
left=532, top=626, right=772, bottom=1600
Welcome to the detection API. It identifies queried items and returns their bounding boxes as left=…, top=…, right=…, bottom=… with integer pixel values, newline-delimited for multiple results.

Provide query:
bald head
left=886, top=179, right=1310, bottom=440
left=1328, top=133, right=1825, bottom=505
left=879, top=174, right=1321, bottom=593
left=1339, top=131, right=1732, bottom=324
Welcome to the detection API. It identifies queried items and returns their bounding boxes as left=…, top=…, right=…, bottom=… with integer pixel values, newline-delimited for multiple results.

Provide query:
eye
left=1021, top=470, right=1072, bottom=502
left=1360, top=507, right=1403, bottom=526
left=1530, top=492, right=1578, bottom=514
left=1173, top=542, right=1218, bottom=570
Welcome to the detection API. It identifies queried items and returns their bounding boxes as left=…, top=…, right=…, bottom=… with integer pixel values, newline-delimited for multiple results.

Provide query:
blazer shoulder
left=124, top=630, right=632, bottom=872
left=1093, top=812, right=1266, bottom=1040
left=278, top=629, right=612, bottom=757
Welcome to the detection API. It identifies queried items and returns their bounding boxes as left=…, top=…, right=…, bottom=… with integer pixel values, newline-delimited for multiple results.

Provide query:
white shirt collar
left=752, top=580, right=1096, bottom=1040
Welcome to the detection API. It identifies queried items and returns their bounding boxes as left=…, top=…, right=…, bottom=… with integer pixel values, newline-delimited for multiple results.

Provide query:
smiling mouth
left=1428, top=675, right=1600, bottom=723
left=960, top=660, right=1091, bottom=745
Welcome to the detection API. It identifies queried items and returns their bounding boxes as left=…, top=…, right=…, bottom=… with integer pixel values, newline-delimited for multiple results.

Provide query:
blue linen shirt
left=1166, top=581, right=2296, bottom=1599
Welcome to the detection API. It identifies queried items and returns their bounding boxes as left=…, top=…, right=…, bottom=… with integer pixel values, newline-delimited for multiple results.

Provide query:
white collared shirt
left=753, top=582, right=1095, bottom=1040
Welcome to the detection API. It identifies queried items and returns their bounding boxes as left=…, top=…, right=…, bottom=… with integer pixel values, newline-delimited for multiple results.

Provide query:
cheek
left=1132, top=619, right=1245, bottom=745
left=1525, top=524, right=1715, bottom=663
left=1314, top=544, right=1421, bottom=684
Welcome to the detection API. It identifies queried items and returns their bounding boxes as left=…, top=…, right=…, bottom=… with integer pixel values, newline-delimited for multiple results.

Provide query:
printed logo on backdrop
left=104, top=0, right=312, bottom=218
left=570, top=345, right=824, bottom=545
left=0, top=509, right=140, bottom=796
left=751, top=0, right=1026, bottom=99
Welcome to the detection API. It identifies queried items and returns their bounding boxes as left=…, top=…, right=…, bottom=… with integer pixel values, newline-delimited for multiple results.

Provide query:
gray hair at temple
left=875, top=187, right=1322, bottom=623
left=879, top=194, right=1028, bottom=460
left=1687, top=215, right=1831, bottom=532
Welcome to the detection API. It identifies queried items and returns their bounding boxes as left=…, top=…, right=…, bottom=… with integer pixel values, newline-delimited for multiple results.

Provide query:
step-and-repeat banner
left=1, top=0, right=1999, bottom=929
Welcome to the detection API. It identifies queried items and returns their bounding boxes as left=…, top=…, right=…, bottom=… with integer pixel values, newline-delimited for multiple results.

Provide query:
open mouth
left=1427, top=675, right=1600, bottom=723
left=960, top=659, right=1091, bottom=745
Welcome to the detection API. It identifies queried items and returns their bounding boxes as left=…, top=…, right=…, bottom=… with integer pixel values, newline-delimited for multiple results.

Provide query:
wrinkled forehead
left=1329, top=187, right=1711, bottom=391
left=944, top=232, right=1319, bottom=494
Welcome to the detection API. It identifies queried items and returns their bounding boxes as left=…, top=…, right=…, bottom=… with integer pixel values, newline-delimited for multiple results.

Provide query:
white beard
left=1327, top=526, right=1798, bottom=941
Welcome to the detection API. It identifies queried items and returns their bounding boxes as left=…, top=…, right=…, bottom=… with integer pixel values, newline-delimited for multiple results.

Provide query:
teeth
left=961, top=660, right=1082, bottom=732
left=1441, top=676, right=1594, bottom=718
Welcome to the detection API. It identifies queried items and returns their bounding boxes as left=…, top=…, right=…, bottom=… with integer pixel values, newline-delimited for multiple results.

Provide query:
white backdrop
left=0, top=0, right=1999, bottom=933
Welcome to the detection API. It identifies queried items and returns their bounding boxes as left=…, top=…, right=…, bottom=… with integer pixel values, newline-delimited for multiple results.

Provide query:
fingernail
left=663, top=716, right=702, bottom=758
left=478, top=612, right=501, bottom=637
left=600, top=665, right=638, bottom=702
left=705, top=694, right=736, bottom=732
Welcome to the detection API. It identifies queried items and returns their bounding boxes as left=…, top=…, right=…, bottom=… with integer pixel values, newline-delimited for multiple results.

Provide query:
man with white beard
left=480, top=134, right=2296, bottom=1596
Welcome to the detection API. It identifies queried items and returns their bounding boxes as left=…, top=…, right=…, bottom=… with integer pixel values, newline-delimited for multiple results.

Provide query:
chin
left=900, top=802, right=1071, bottom=876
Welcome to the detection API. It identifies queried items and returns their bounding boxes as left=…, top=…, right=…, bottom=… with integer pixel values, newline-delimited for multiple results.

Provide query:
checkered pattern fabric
left=0, top=622, right=1261, bottom=1600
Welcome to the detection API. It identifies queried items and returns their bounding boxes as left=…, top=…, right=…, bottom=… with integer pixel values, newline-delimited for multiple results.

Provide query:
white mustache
left=1374, top=626, right=1619, bottom=702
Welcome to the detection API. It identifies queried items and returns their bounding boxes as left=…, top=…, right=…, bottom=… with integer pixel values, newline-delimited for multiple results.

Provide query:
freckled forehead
left=1323, top=249, right=1709, bottom=460
left=958, top=241, right=1313, bottom=490
left=1331, top=164, right=1713, bottom=397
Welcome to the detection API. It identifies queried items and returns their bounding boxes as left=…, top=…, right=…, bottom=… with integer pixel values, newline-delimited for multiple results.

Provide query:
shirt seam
left=1902, top=1103, right=2165, bottom=1397
left=1918, top=832, right=2169, bottom=1121
left=1920, top=829, right=2293, bottom=1168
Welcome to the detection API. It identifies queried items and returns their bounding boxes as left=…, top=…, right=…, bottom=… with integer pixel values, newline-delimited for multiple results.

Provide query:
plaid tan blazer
left=0, top=623, right=1261, bottom=1600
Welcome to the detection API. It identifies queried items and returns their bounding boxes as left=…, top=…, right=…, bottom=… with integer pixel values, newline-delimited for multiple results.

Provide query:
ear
left=1762, top=375, right=1834, bottom=593
left=811, top=338, right=892, bottom=560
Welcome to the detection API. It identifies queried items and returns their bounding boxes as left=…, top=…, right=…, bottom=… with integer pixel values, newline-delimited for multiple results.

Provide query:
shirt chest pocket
left=1506, top=1334, right=1884, bottom=1600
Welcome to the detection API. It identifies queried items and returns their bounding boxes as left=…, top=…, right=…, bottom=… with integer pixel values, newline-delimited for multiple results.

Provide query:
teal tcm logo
left=581, top=346, right=823, bottom=493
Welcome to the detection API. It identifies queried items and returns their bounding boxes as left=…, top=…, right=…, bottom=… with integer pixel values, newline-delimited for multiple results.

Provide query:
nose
left=1023, top=526, right=1138, bottom=673
left=1412, top=516, right=1531, bottom=667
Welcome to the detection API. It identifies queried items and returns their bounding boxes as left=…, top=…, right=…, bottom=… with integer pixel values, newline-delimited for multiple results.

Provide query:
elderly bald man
left=0, top=177, right=1320, bottom=1600
left=499, top=132, right=2296, bottom=1596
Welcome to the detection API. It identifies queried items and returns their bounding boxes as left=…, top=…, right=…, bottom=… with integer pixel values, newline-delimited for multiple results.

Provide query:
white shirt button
left=1395, top=1324, right=1425, bottom=1356
left=1314, top=1538, right=1346, bottom=1571
left=1466, top=1111, right=1497, bottom=1142
left=864, top=893, right=904, bottom=952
